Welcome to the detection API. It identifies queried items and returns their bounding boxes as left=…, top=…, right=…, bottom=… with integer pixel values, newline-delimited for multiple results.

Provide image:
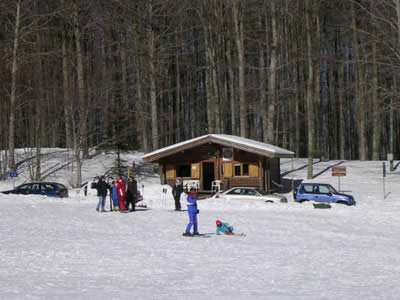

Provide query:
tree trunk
left=226, top=40, right=236, bottom=135
left=306, top=0, right=314, bottom=179
left=148, top=0, right=158, bottom=150
left=175, top=31, right=181, bottom=143
left=233, top=0, right=246, bottom=137
left=8, top=0, right=21, bottom=171
left=120, top=30, right=130, bottom=138
left=265, top=0, right=278, bottom=144
left=371, top=29, right=380, bottom=160
left=203, top=23, right=215, bottom=134
left=314, top=8, right=321, bottom=158
left=258, top=15, right=267, bottom=143
left=35, top=24, right=43, bottom=181
left=338, top=51, right=346, bottom=160
left=351, top=1, right=368, bottom=160
left=73, top=2, right=87, bottom=156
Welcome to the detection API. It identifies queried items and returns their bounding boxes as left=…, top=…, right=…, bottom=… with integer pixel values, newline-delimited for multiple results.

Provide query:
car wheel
left=336, top=201, right=350, bottom=206
left=297, top=199, right=308, bottom=203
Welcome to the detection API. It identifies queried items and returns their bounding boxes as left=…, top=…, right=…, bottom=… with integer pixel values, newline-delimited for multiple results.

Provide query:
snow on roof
left=214, top=134, right=294, bottom=155
left=142, top=134, right=294, bottom=162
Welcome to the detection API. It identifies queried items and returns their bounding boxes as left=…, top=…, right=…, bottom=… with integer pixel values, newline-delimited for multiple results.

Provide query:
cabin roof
left=142, top=134, right=295, bottom=162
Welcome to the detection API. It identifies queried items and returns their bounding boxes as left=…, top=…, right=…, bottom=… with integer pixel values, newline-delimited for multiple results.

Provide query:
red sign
left=332, top=167, right=346, bottom=176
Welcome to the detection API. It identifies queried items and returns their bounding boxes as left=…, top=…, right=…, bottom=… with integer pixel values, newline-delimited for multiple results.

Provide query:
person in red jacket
left=116, top=176, right=126, bottom=211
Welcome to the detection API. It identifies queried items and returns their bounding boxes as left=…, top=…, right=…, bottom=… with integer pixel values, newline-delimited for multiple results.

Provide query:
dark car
left=294, top=183, right=355, bottom=206
left=2, top=182, right=69, bottom=198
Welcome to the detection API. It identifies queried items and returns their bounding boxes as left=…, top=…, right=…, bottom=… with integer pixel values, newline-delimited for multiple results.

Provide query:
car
left=294, top=183, right=355, bottom=206
left=1, top=182, right=69, bottom=198
left=213, top=187, right=287, bottom=203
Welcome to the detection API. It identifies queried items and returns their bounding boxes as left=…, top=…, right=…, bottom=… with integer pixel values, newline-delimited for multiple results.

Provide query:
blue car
left=1, top=182, right=69, bottom=198
left=294, top=183, right=355, bottom=206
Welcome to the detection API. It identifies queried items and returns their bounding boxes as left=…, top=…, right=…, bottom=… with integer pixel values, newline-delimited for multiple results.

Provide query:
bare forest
left=1, top=0, right=399, bottom=177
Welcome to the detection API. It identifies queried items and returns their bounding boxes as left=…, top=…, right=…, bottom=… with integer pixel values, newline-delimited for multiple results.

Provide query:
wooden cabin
left=142, top=134, right=294, bottom=193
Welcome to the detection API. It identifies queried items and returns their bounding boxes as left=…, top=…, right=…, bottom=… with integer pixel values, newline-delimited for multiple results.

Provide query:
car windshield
left=226, top=188, right=241, bottom=195
left=327, top=185, right=337, bottom=193
left=55, top=183, right=67, bottom=190
left=255, top=189, right=269, bottom=195
left=18, top=184, right=31, bottom=191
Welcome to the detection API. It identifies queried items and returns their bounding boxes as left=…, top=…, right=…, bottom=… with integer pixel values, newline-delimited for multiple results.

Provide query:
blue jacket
left=186, top=195, right=197, bottom=213
left=216, top=222, right=234, bottom=235
left=111, top=186, right=118, bottom=200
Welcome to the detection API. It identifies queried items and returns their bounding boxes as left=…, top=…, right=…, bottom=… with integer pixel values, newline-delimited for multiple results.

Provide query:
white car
left=214, top=187, right=287, bottom=203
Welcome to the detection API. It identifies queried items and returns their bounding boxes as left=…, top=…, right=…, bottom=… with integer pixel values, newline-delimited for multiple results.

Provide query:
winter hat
left=216, top=220, right=221, bottom=226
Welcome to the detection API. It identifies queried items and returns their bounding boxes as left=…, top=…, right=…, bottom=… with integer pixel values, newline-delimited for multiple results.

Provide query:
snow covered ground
left=1, top=150, right=400, bottom=299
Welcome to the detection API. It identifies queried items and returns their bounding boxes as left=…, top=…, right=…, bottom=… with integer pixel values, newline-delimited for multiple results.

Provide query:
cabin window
left=176, top=165, right=191, bottom=177
left=234, top=164, right=241, bottom=176
left=242, top=164, right=249, bottom=176
left=232, top=163, right=256, bottom=177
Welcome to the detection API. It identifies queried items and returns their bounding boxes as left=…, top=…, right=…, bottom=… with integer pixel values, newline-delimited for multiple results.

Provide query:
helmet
left=216, top=220, right=221, bottom=226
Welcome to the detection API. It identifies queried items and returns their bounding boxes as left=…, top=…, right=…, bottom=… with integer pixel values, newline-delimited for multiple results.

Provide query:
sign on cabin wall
left=222, top=148, right=233, bottom=161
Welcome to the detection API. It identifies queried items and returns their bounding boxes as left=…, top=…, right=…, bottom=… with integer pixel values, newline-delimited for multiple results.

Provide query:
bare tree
left=7, top=0, right=21, bottom=171
left=232, top=0, right=247, bottom=137
left=306, top=0, right=315, bottom=179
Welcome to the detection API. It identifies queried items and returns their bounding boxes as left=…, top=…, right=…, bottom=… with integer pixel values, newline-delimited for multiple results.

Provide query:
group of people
left=96, top=176, right=138, bottom=213
left=172, top=179, right=234, bottom=237
left=97, top=176, right=234, bottom=234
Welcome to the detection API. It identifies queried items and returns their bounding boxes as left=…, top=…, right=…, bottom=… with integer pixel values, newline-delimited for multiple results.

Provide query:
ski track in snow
left=0, top=152, right=400, bottom=299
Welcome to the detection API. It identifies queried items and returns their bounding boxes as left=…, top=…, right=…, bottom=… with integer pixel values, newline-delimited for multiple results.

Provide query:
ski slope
left=0, top=150, right=399, bottom=299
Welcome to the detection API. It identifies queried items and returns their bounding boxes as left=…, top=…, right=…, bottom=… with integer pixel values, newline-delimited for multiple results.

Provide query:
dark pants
left=125, top=192, right=136, bottom=211
left=174, top=195, right=181, bottom=210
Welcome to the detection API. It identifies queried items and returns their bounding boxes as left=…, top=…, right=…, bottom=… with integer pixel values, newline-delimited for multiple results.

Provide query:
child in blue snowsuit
left=183, top=190, right=199, bottom=236
left=111, top=181, right=120, bottom=211
left=216, top=220, right=234, bottom=235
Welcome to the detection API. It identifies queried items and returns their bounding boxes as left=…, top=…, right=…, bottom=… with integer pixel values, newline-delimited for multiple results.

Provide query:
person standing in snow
left=172, top=179, right=183, bottom=211
left=111, top=181, right=120, bottom=211
left=216, top=220, right=234, bottom=235
left=116, top=176, right=126, bottom=211
left=96, top=176, right=110, bottom=212
left=183, top=189, right=199, bottom=236
left=125, top=177, right=138, bottom=212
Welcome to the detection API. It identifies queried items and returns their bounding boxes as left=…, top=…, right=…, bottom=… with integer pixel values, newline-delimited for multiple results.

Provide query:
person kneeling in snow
left=216, top=220, right=234, bottom=235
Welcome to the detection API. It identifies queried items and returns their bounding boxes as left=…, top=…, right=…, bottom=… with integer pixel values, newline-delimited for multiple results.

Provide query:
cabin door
left=202, top=162, right=215, bottom=191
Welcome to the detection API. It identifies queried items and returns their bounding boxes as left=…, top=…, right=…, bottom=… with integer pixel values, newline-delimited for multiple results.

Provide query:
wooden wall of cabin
left=159, top=144, right=220, bottom=189
left=157, top=144, right=280, bottom=192
left=220, top=149, right=263, bottom=190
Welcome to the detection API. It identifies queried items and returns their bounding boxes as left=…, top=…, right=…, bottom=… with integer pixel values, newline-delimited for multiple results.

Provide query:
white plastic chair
left=211, top=180, right=221, bottom=193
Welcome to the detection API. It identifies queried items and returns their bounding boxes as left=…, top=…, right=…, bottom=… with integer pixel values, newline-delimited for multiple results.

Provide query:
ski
left=182, top=233, right=212, bottom=238
left=217, top=232, right=246, bottom=237
left=234, top=233, right=246, bottom=237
